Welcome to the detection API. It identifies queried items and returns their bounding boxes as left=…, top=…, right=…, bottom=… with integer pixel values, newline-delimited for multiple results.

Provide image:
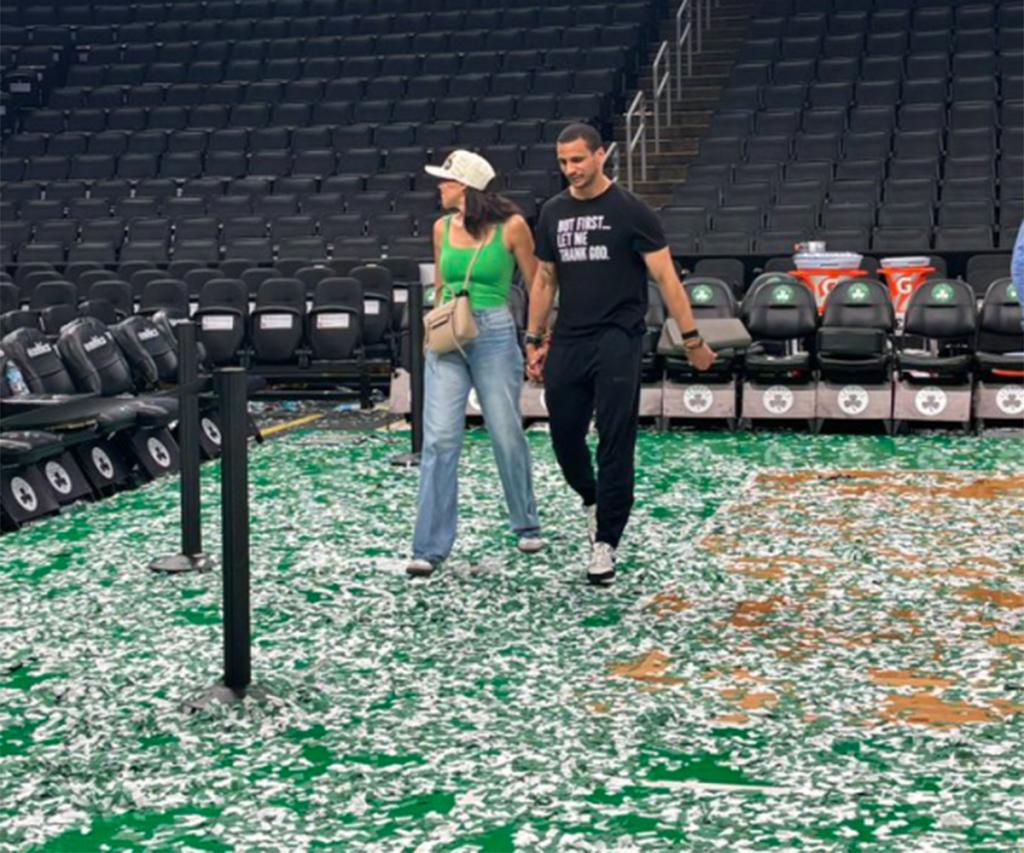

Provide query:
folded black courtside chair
left=893, top=279, right=977, bottom=433
left=815, top=278, right=896, bottom=432
left=973, top=277, right=1024, bottom=432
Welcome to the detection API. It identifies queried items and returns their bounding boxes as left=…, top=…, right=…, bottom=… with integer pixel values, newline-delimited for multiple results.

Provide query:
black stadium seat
left=195, top=278, right=249, bottom=365
left=308, top=277, right=363, bottom=361
left=250, top=278, right=306, bottom=363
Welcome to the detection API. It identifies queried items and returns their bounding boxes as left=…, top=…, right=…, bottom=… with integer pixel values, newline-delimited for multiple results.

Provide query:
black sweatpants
left=544, top=327, right=643, bottom=549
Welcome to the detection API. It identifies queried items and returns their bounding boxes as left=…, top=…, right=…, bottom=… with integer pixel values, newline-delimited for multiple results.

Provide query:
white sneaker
left=587, top=542, right=616, bottom=586
left=517, top=535, right=545, bottom=553
left=406, top=558, right=437, bottom=578
left=585, top=503, right=597, bottom=545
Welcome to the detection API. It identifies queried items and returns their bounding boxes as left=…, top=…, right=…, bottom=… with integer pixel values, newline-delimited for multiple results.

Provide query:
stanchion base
left=185, top=681, right=270, bottom=712
left=390, top=452, right=421, bottom=467
left=149, top=553, right=216, bottom=574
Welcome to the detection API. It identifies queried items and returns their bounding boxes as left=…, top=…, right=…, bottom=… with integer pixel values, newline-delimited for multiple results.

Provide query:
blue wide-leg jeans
left=411, top=307, right=540, bottom=563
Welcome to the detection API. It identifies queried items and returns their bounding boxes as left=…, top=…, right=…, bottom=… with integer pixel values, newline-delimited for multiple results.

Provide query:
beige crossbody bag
left=423, top=223, right=487, bottom=356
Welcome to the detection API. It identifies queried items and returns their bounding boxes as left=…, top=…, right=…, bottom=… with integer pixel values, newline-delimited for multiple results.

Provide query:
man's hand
left=684, top=341, right=716, bottom=371
left=526, top=340, right=550, bottom=382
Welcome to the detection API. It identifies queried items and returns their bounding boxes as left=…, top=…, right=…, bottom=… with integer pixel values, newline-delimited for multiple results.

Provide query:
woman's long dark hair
left=462, top=183, right=522, bottom=239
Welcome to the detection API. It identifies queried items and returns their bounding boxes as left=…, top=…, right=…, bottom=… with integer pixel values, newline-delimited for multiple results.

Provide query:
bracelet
left=681, top=327, right=700, bottom=341
left=525, top=331, right=545, bottom=347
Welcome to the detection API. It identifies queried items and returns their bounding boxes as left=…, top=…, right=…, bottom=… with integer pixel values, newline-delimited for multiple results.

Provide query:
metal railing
left=621, top=0, right=715, bottom=191
left=651, top=41, right=671, bottom=154
left=694, top=0, right=712, bottom=52
left=675, top=0, right=693, bottom=89
left=605, top=141, right=621, bottom=183
left=624, top=90, right=647, bottom=190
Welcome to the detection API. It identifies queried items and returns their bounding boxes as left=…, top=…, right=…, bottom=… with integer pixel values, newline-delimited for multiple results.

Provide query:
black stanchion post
left=409, top=281, right=425, bottom=456
left=392, top=280, right=425, bottom=466
left=151, top=321, right=214, bottom=574
left=219, top=368, right=251, bottom=692
left=188, top=367, right=265, bottom=710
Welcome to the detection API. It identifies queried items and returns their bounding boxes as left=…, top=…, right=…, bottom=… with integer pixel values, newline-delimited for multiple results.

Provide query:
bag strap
left=458, top=239, right=486, bottom=296
left=441, top=214, right=488, bottom=301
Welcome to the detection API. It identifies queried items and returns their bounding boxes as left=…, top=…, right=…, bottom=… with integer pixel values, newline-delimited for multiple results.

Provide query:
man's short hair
left=556, top=122, right=604, bottom=152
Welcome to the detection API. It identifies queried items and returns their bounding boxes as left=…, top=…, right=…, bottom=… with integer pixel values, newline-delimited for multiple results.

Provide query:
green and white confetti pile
left=2, top=429, right=1022, bottom=850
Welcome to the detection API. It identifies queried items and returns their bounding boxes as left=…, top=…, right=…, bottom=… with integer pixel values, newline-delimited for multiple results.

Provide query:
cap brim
left=424, top=165, right=457, bottom=181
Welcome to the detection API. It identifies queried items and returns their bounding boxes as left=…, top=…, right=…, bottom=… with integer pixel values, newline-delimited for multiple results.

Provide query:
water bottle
left=4, top=360, right=28, bottom=396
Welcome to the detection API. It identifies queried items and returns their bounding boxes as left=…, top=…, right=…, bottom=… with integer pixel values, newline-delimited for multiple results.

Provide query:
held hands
left=526, top=340, right=550, bottom=383
left=684, top=340, right=717, bottom=371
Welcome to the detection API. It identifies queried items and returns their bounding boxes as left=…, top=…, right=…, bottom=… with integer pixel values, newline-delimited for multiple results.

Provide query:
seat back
left=349, top=263, right=394, bottom=348
left=88, top=280, right=134, bottom=318
left=29, top=279, right=77, bottom=310
left=195, top=278, right=249, bottom=365
left=744, top=277, right=819, bottom=342
left=111, top=314, right=179, bottom=388
left=57, top=316, right=135, bottom=395
left=684, top=276, right=738, bottom=319
left=903, top=278, right=978, bottom=341
left=977, top=277, right=1024, bottom=354
left=251, top=277, right=305, bottom=362
left=741, top=273, right=801, bottom=319
left=309, top=277, right=363, bottom=360
left=965, top=253, right=1011, bottom=297
left=79, top=298, right=121, bottom=326
left=821, top=278, right=894, bottom=331
left=39, top=303, right=81, bottom=336
left=0, top=326, right=78, bottom=394
left=139, top=279, right=189, bottom=319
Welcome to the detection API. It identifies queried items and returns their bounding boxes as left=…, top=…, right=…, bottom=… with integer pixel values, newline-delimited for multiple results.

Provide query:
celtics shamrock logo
left=848, top=282, right=871, bottom=302
left=691, top=285, right=714, bottom=304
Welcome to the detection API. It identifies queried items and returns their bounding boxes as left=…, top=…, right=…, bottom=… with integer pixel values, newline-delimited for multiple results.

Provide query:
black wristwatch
left=681, top=327, right=700, bottom=341
left=524, top=331, right=545, bottom=347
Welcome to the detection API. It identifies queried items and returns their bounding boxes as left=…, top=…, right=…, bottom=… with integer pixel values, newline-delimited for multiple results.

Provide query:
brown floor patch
left=713, top=713, right=751, bottom=726
left=988, top=631, right=1024, bottom=646
left=870, top=670, right=954, bottom=689
left=730, top=597, right=787, bottom=629
left=958, top=587, right=1024, bottom=609
left=645, top=593, right=691, bottom=617
left=881, top=693, right=999, bottom=727
left=737, top=691, right=778, bottom=710
left=608, top=650, right=683, bottom=685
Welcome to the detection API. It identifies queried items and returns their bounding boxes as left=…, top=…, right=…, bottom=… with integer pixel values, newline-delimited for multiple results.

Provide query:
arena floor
left=2, top=426, right=1023, bottom=850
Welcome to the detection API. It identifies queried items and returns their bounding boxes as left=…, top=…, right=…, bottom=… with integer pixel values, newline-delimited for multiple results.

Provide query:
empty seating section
left=668, top=0, right=1023, bottom=257
left=1, top=0, right=659, bottom=268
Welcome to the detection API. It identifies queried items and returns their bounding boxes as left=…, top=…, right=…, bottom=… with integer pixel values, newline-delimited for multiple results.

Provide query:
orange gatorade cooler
left=791, top=250, right=867, bottom=312
left=878, top=256, right=935, bottom=319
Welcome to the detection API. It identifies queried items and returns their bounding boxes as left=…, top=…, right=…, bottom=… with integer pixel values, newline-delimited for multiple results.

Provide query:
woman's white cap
left=424, top=150, right=496, bottom=191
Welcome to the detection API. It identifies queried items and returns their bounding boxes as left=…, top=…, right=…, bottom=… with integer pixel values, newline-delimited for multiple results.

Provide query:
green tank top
left=437, top=216, right=516, bottom=310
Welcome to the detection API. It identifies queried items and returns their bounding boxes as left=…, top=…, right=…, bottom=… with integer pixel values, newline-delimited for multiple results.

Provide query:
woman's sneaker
left=517, top=535, right=545, bottom=553
left=406, top=558, right=438, bottom=578
left=587, top=542, right=616, bottom=586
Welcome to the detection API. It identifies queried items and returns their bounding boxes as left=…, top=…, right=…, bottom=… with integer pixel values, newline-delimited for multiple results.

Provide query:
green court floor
left=1, top=429, right=1022, bottom=850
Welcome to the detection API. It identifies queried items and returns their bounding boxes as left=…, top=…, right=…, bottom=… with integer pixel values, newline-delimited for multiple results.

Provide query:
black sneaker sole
left=587, top=570, right=615, bottom=586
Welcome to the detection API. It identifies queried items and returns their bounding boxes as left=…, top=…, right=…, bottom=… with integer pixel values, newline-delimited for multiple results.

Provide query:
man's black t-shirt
left=534, top=183, right=667, bottom=340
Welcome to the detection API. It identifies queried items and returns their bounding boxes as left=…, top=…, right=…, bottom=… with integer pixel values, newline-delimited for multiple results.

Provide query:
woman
left=407, top=150, right=543, bottom=577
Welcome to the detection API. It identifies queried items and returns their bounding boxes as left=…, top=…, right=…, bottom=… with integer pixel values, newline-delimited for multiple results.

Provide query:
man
left=526, top=123, right=716, bottom=586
